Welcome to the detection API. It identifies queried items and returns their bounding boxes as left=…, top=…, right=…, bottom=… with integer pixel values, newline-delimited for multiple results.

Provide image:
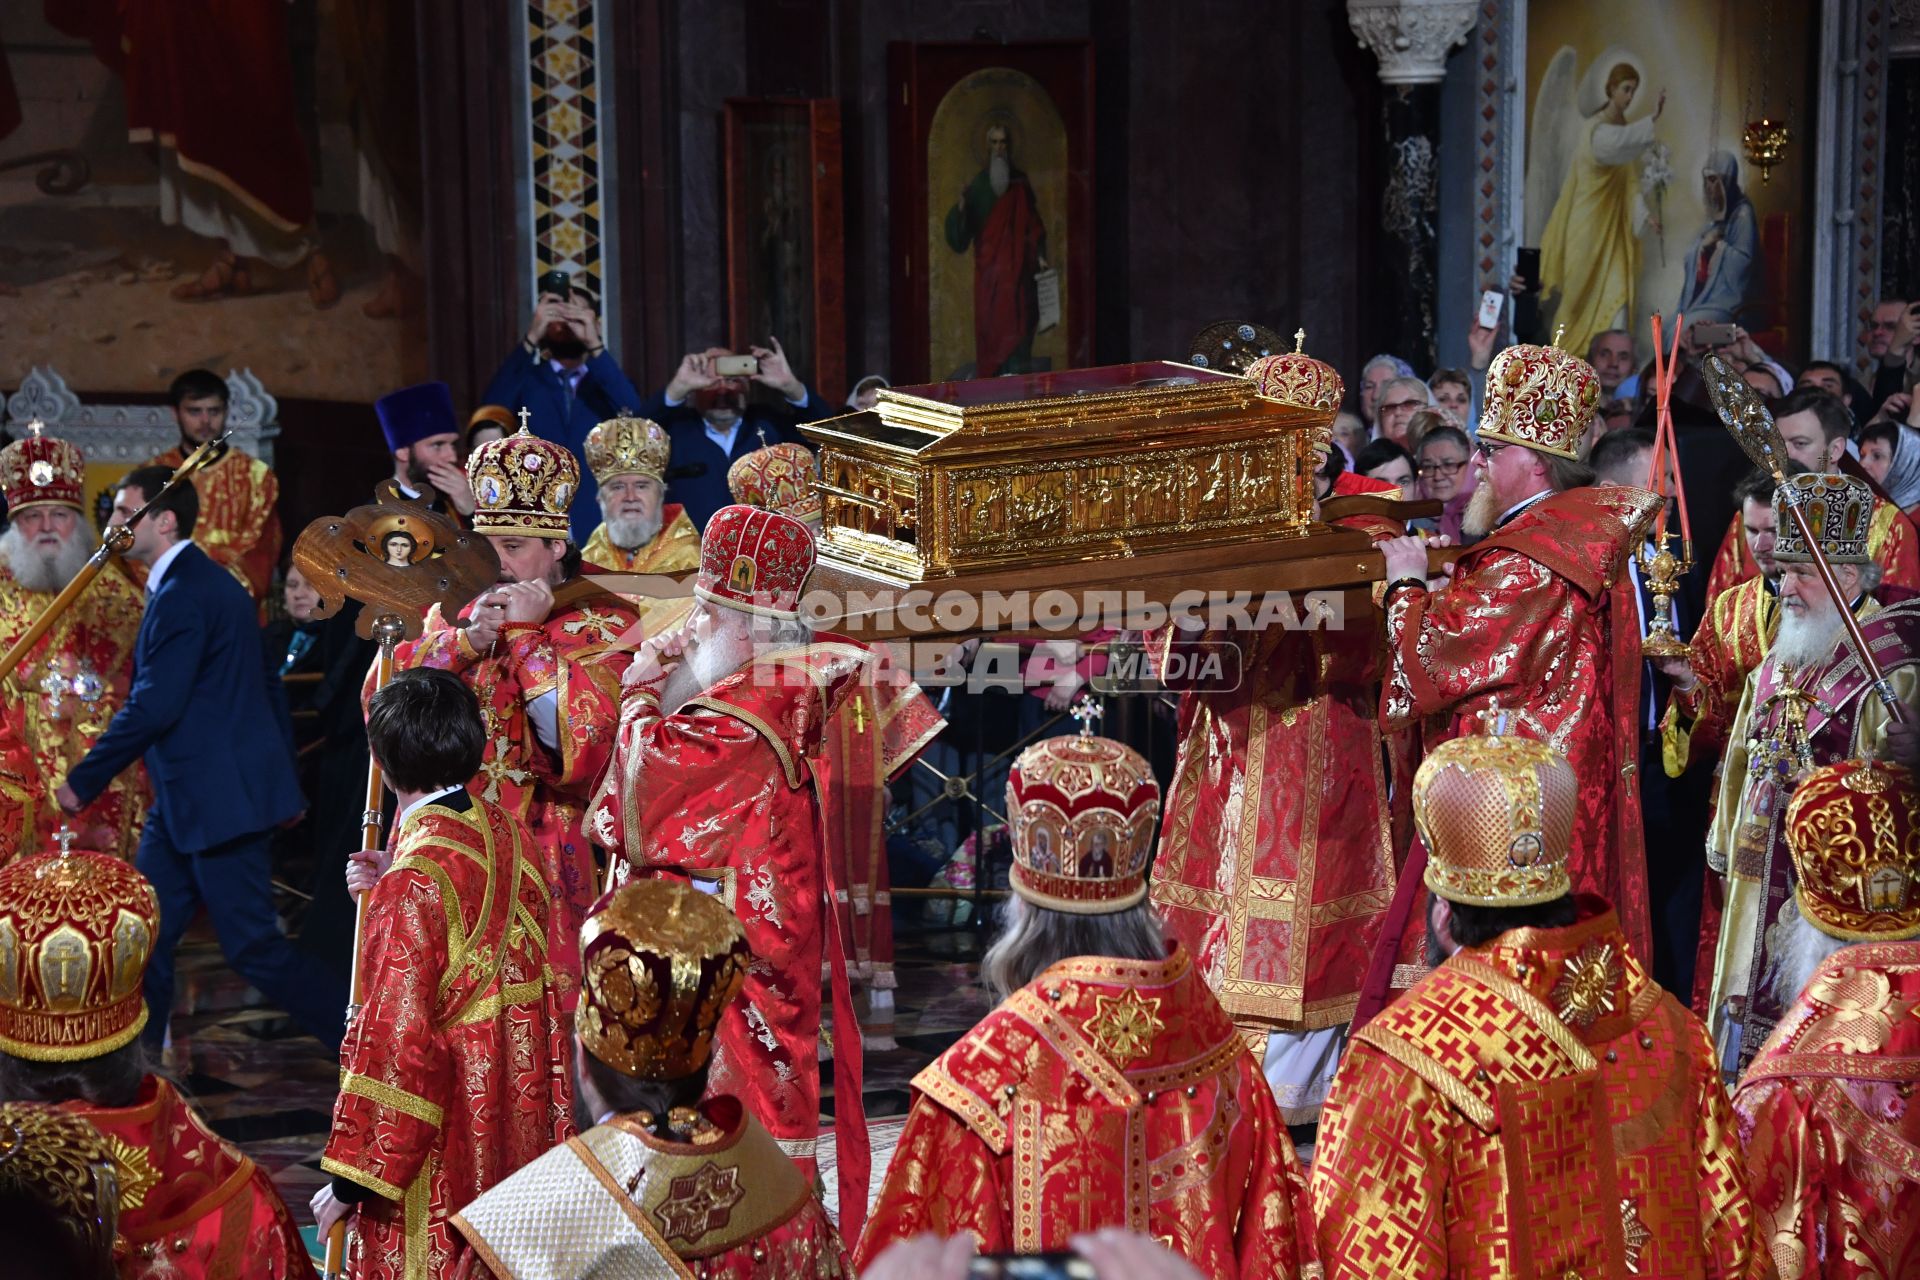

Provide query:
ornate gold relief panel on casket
left=801, top=361, right=1323, bottom=584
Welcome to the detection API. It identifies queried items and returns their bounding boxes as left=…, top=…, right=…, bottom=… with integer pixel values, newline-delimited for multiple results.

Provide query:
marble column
left=1346, top=0, right=1475, bottom=373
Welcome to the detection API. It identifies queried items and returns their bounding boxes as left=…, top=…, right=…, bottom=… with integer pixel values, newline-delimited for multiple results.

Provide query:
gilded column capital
left=1345, top=0, right=1476, bottom=86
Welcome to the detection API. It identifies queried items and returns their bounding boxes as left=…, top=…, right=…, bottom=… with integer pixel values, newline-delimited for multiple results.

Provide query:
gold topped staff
left=0, top=424, right=229, bottom=686
left=1639, top=313, right=1693, bottom=659
left=292, top=487, right=497, bottom=1280
left=1701, top=353, right=1903, bottom=715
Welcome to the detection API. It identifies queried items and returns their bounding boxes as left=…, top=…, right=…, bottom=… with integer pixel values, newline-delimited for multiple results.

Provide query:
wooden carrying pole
left=0, top=430, right=228, bottom=686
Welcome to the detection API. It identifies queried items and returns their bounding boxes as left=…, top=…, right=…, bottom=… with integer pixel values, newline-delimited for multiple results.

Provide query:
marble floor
left=165, top=906, right=1001, bottom=1247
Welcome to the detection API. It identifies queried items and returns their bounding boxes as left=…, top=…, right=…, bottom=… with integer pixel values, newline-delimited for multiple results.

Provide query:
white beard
left=989, top=155, right=1010, bottom=197
left=1461, top=481, right=1501, bottom=539
left=1762, top=901, right=1850, bottom=1008
left=1772, top=604, right=1846, bottom=669
left=601, top=512, right=662, bottom=552
left=0, top=525, right=91, bottom=594
left=659, top=628, right=754, bottom=713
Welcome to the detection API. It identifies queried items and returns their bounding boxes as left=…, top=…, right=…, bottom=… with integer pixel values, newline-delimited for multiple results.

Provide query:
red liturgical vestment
left=322, top=792, right=572, bottom=1280
left=855, top=944, right=1317, bottom=1280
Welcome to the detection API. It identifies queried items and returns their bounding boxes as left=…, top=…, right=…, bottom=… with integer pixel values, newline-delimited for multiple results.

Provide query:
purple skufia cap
left=375, top=381, right=458, bottom=453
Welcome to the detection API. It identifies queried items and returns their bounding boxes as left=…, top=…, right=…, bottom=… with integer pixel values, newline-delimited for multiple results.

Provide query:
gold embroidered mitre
left=583, top=415, right=671, bottom=484
left=1772, top=472, right=1872, bottom=565
left=1786, top=758, right=1920, bottom=941
left=468, top=425, right=580, bottom=537
left=1416, top=717, right=1576, bottom=907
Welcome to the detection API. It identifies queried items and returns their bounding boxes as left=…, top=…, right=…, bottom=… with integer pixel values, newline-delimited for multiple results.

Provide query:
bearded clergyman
left=0, top=426, right=146, bottom=861
left=1705, top=473, right=1920, bottom=1073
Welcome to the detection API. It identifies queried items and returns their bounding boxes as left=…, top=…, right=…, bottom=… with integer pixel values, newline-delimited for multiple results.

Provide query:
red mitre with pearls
left=0, top=840, right=160, bottom=1061
left=0, top=422, right=86, bottom=515
left=694, top=504, right=815, bottom=620
left=1245, top=339, right=1346, bottom=415
left=1006, top=700, right=1161, bottom=914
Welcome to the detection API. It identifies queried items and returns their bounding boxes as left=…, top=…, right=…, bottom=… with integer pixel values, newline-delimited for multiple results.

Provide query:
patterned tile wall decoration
left=522, top=0, right=617, bottom=342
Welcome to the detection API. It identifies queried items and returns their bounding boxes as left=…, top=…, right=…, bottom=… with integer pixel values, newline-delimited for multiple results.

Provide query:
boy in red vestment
left=0, top=842, right=313, bottom=1278
left=1732, top=759, right=1920, bottom=1280
left=315, top=669, right=572, bottom=1280
left=1363, top=343, right=1662, bottom=1020
left=857, top=719, right=1317, bottom=1279
left=451, top=878, right=849, bottom=1278
left=585, top=505, right=942, bottom=1246
left=386, top=423, right=640, bottom=984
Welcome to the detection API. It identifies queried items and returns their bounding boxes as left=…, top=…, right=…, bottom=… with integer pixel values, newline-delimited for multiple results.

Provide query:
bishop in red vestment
left=1732, top=759, right=1920, bottom=1280
left=858, top=723, right=1316, bottom=1279
left=1311, top=727, right=1768, bottom=1280
left=0, top=845, right=313, bottom=1278
left=386, top=425, right=639, bottom=983
left=1365, top=344, right=1660, bottom=1019
left=318, top=671, right=572, bottom=1280
left=586, top=505, right=941, bottom=1246
left=1150, top=350, right=1399, bottom=1121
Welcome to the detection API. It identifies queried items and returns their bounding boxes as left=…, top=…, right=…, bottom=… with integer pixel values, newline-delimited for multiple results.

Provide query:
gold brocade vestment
left=1311, top=901, right=1769, bottom=1280
left=855, top=944, right=1317, bottom=1280
left=0, top=564, right=146, bottom=860
left=135, top=445, right=282, bottom=601
left=1732, top=942, right=1920, bottom=1280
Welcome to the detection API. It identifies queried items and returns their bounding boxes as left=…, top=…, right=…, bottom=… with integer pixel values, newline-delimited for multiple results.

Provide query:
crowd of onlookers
left=1328, top=293, right=1920, bottom=535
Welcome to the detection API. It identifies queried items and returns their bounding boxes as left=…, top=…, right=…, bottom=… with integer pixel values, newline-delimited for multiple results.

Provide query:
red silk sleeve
left=854, top=1095, right=1009, bottom=1266
left=1382, top=551, right=1566, bottom=732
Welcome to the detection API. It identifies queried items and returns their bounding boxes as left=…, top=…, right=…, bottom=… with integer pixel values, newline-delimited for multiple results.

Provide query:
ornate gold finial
left=26, top=419, right=44, bottom=440
left=1475, top=698, right=1514, bottom=736
left=1552, top=323, right=1568, bottom=351
left=516, top=406, right=532, bottom=434
left=53, top=828, right=77, bottom=857
left=1293, top=328, right=1306, bottom=354
left=1069, top=693, right=1104, bottom=738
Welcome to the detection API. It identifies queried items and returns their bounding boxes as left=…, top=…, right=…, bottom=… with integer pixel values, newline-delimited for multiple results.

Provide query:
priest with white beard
left=577, top=414, right=700, bottom=577
left=0, top=428, right=148, bottom=861
left=1705, top=472, right=1920, bottom=1075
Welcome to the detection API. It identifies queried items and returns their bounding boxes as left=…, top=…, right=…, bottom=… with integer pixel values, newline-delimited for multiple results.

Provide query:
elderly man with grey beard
left=586, top=504, right=943, bottom=1244
left=577, top=414, right=700, bottom=577
left=1705, top=472, right=1920, bottom=1076
left=0, top=428, right=147, bottom=859
left=1730, top=756, right=1920, bottom=1280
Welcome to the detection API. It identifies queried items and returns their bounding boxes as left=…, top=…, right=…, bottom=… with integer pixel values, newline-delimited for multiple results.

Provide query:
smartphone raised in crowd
left=967, top=1254, right=1096, bottom=1280
left=714, top=355, right=759, bottom=377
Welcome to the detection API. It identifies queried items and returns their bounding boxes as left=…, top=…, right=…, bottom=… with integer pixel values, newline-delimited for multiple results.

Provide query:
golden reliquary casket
left=800, top=361, right=1418, bottom=640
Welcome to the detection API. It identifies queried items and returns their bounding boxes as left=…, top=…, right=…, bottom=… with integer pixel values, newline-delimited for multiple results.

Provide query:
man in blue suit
left=637, top=338, right=836, bottom=531
left=480, top=284, right=645, bottom=546
left=58, top=467, right=347, bottom=1051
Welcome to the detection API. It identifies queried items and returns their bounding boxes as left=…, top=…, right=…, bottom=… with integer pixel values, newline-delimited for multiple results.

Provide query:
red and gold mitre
left=0, top=423, right=85, bottom=515
left=1785, top=758, right=1920, bottom=941
left=577, top=879, right=750, bottom=1080
left=694, top=504, right=814, bottom=620
left=727, top=443, right=822, bottom=525
left=1478, top=344, right=1600, bottom=460
left=1006, top=709, right=1161, bottom=914
left=1773, top=472, right=1872, bottom=565
left=0, top=1103, right=119, bottom=1250
left=1245, top=347, right=1346, bottom=416
left=1416, top=715, right=1576, bottom=907
left=583, top=414, right=670, bottom=485
left=0, top=846, right=160, bottom=1062
left=467, top=425, right=579, bottom=538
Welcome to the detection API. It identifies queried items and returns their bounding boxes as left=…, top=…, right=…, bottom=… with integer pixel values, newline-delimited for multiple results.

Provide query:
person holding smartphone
left=1866, top=297, right=1920, bottom=418
left=478, top=270, right=645, bottom=546
left=636, top=338, right=836, bottom=531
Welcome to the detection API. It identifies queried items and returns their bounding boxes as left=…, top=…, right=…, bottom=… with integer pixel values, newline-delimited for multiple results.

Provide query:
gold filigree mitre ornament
left=1786, top=758, right=1920, bottom=941
left=576, top=879, right=750, bottom=1080
left=0, top=1103, right=119, bottom=1254
left=1414, top=719, right=1577, bottom=908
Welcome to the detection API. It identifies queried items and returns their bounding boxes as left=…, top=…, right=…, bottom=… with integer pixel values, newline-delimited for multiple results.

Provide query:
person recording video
left=637, top=338, right=834, bottom=530
left=478, top=269, right=643, bottom=544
